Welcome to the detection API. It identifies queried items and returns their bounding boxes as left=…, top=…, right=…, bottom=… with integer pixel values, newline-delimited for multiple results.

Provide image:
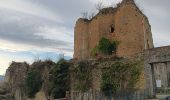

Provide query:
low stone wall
left=70, top=56, right=145, bottom=97
left=70, top=90, right=148, bottom=100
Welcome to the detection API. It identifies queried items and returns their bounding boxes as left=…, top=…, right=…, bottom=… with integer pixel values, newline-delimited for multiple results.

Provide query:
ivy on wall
left=25, top=56, right=142, bottom=98
left=91, top=37, right=119, bottom=57
left=73, top=61, right=92, bottom=92
left=101, top=60, right=142, bottom=95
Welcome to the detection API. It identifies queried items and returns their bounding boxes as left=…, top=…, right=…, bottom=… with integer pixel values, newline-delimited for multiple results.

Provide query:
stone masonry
left=74, top=0, right=154, bottom=60
left=144, top=46, right=170, bottom=96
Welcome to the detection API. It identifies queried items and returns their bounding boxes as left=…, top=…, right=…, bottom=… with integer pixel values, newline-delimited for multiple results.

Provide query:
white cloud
left=0, top=39, right=73, bottom=57
left=36, top=25, right=74, bottom=43
left=0, top=54, right=33, bottom=75
left=0, top=57, right=11, bottom=75
left=0, top=0, right=63, bottom=22
left=89, top=0, right=121, bottom=6
left=152, top=30, right=170, bottom=47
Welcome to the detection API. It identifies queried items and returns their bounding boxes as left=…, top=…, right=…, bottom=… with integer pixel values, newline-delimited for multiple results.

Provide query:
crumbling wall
left=5, top=61, right=29, bottom=100
left=74, top=19, right=90, bottom=59
left=115, top=2, right=153, bottom=57
left=70, top=56, right=145, bottom=93
left=74, top=0, right=154, bottom=60
left=4, top=60, right=55, bottom=100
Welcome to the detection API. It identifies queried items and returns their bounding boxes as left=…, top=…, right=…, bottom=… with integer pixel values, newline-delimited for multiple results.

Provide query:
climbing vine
left=91, top=37, right=119, bottom=57
left=91, top=45, right=99, bottom=57
left=101, top=60, right=142, bottom=95
left=73, top=61, right=92, bottom=92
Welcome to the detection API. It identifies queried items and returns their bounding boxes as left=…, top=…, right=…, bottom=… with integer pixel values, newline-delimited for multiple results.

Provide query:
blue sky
left=0, top=0, right=169, bottom=75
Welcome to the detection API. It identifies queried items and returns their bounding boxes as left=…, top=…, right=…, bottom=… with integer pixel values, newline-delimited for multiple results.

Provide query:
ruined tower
left=74, top=0, right=154, bottom=60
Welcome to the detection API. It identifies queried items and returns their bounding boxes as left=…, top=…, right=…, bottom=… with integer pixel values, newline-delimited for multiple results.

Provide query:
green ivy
left=73, top=61, right=92, bottom=92
left=26, top=68, right=42, bottom=98
left=51, top=59, right=70, bottom=99
left=127, top=61, right=142, bottom=87
left=101, top=60, right=142, bottom=95
left=91, top=45, right=99, bottom=57
left=91, top=37, right=119, bottom=57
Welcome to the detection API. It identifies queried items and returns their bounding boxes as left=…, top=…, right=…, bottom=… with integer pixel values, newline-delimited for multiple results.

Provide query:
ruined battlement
left=74, top=0, right=154, bottom=60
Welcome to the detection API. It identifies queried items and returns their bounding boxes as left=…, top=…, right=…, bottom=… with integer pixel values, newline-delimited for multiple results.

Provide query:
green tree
left=26, top=69, right=42, bottom=98
left=52, top=59, right=70, bottom=99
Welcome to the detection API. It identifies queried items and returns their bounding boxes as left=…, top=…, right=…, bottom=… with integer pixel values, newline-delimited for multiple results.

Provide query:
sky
left=0, top=0, right=169, bottom=75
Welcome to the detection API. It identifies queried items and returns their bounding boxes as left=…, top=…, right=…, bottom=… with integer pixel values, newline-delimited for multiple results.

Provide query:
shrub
left=26, top=68, right=42, bottom=98
left=73, top=61, right=92, bottom=92
left=98, top=37, right=112, bottom=55
left=51, top=59, right=70, bottom=99
left=91, top=37, right=119, bottom=57
left=101, top=60, right=142, bottom=95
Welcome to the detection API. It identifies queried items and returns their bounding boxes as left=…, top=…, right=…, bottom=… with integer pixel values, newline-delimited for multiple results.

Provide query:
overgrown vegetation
left=91, top=37, right=119, bottom=57
left=101, top=60, right=142, bottom=95
left=51, top=59, right=70, bottom=99
left=26, top=68, right=42, bottom=98
left=91, top=45, right=99, bottom=57
left=73, top=61, right=92, bottom=92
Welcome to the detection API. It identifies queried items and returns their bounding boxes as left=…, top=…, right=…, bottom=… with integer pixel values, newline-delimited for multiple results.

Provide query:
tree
left=95, top=2, right=104, bottom=11
left=81, top=12, right=88, bottom=19
left=51, top=59, right=70, bottom=99
left=26, top=69, right=42, bottom=98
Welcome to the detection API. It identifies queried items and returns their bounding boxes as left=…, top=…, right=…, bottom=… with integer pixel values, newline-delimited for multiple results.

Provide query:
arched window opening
left=110, top=25, right=115, bottom=33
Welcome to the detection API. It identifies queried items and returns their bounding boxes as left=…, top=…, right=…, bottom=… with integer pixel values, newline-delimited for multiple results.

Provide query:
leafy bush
left=73, top=61, right=92, bottom=92
left=101, top=60, right=142, bottom=95
left=98, top=37, right=113, bottom=55
left=51, top=59, right=70, bottom=99
left=91, top=45, right=99, bottom=57
left=26, top=68, right=42, bottom=98
left=127, top=61, right=142, bottom=87
left=91, top=37, right=119, bottom=57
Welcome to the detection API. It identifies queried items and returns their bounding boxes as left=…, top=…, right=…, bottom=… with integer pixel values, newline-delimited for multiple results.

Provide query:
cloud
left=89, top=0, right=121, bottom=6
left=36, top=25, right=73, bottom=43
left=0, top=0, right=97, bottom=75
left=0, top=49, right=66, bottom=75
left=0, top=50, right=33, bottom=75
left=0, top=39, right=73, bottom=57
left=138, top=0, right=170, bottom=47
left=0, top=7, right=73, bottom=56
left=0, top=0, right=63, bottom=22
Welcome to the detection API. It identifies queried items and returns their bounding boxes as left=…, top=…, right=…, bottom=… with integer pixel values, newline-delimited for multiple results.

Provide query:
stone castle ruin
left=74, top=0, right=170, bottom=98
left=74, top=0, right=154, bottom=60
left=1, top=0, right=170, bottom=99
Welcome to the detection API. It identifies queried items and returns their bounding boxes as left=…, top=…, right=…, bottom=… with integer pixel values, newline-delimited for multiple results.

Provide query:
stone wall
left=70, top=57, right=145, bottom=95
left=5, top=61, right=29, bottom=100
left=4, top=60, right=55, bottom=100
left=74, top=0, right=154, bottom=60
left=144, top=46, right=170, bottom=96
